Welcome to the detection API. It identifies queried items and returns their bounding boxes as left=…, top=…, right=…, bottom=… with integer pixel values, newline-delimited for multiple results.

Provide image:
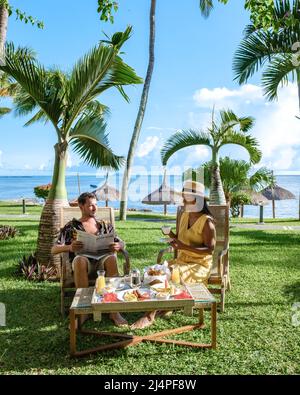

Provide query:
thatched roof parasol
left=244, top=190, right=269, bottom=206
left=261, top=185, right=296, bottom=200
left=92, top=182, right=120, bottom=207
left=142, top=172, right=182, bottom=215
left=261, top=184, right=296, bottom=218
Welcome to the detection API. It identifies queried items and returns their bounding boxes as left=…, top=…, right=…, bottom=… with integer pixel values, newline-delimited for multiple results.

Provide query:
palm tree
left=0, top=28, right=143, bottom=266
left=233, top=0, right=300, bottom=111
left=161, top=109, right=261, bottom=204
left=203, top=156, right=274, bottom=202
left=119, top=0, right=218, bottom=221
left=185, top=157, right=275, bottom=215
left=119, top=0, right=156, bottom=221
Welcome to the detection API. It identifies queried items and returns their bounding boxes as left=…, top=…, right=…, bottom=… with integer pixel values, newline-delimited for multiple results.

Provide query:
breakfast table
left=69, top=280, right=217, bottom=357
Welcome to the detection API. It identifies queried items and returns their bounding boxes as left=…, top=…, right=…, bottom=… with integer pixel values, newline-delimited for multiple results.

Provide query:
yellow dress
left=169, top=212, right=213, bottom=285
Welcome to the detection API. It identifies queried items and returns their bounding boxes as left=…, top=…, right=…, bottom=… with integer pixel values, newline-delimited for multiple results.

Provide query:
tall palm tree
left=119, top=0, right=156, bottom=221
left=233, top=0, right=300, bottom=111
left=0, top=28, right=143, bottom=266
left=161, top=109, right=261, bottom=204
left=119, top=0, right=218, bottom=221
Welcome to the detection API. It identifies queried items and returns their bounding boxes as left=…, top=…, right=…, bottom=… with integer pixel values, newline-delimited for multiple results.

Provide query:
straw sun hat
left=182, top=180, right=209, bottom=200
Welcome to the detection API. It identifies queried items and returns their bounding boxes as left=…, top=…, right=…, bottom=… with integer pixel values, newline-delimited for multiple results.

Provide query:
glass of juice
left=171, top=266, right=181, bottom=285
left=96, top=270, right=106, bottom=295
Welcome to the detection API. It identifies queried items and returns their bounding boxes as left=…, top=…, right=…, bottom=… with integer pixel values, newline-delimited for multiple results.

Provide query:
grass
left=0, top=216, right=300, bottom=375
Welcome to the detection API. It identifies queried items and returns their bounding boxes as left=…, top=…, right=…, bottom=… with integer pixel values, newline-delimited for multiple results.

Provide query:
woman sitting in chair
left=131, top=180, right=216, bottom=330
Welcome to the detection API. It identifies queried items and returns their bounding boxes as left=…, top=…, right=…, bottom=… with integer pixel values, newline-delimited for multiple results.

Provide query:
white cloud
left=67, top=153, right=81, bottom=168
left=0, top=150, right=2, bottom=168
left=182, top=146, right=210, bottom=167
left=24, top=164, right=32, bottom=170
left=255, top=84, right=300, bottom=159
left=188, top=111, right=212, bottom=130
left=193, top=84, right=264, bottom=110
left=190, top=82, right=300, bottom=172
left=272, top=147, right=297, bottom=170
left=39, top=163, right=46, bottom=171
left=136, top=136, right=159, bottom=158
left=147, top=126, right=178, bottom=132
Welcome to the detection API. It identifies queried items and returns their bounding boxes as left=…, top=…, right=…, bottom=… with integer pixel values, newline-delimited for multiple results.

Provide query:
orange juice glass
left=171, top=266, right=181, bottom=284
left=96, top=270, right=106, bottom=294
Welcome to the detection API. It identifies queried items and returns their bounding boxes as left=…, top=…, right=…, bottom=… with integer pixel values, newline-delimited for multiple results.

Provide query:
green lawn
left=0, top=217, right=300, bottom=375
left=0, top=201, right=42, bottom=216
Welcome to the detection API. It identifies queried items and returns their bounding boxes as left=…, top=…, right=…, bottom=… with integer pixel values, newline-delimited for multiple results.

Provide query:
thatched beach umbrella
left=92, top=182, right=120, bottom=207
left=261, top=185, right=296, bottom=218
left=246, top=191, right=269, bottom=206
left=242, top=190, right=269, bottom=223
left=142, top=172, right=181, bottom=215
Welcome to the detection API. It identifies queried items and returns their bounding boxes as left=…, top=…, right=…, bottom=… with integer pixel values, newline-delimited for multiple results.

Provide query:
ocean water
left=0, top=174, right=299, bottom=218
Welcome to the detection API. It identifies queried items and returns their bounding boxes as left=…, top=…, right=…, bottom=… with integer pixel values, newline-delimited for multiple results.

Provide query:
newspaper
left=76, top=230, right=115, bottom=260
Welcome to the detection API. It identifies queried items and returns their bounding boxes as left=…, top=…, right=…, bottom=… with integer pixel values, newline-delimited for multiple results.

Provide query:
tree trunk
left=0, top=3, right=8, bottom=61
left=36, top=143, right=69, bottom=269
left=209, top=150, right=226, bottom=205
left=119, top=0, right=156, bottom=221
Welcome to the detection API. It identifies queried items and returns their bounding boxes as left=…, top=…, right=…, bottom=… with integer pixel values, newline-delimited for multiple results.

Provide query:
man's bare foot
left=130, top=312, right=156, bottom=330
left=109, top=312, right=128, bottom=327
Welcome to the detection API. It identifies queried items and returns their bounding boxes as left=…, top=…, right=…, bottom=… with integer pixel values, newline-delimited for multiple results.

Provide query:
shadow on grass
left=282, top=281, right=300, bottom=302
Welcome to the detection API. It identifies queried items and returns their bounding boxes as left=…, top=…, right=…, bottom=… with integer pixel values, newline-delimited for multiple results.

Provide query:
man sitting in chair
left=51, top=192, right=128, bottom=327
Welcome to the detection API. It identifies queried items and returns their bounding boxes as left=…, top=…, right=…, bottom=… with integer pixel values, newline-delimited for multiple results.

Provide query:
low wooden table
left=69, top=283, right=217, bottom=357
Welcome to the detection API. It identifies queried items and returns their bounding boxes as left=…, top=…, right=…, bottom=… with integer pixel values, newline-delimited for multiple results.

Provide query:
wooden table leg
left=211, top=302, right=217, bottom=349
left=70, top=309, right=77, bottom=356
left=199, top=308, right=204, bottom=326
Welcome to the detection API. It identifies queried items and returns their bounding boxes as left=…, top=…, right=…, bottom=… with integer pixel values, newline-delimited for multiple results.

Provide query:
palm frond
left=220, top=131, right=262, bottom=164
left=262, top=54, right=296, bottom=101
left=249, top=167, right=274, bottom=191
left=0, top=44, right=65, bottom=128
left=0, top=107, right=11, bottom=117
left=69, top=115, right=124, bottom=170
left=219, top=109, right=255, bottom=134
left=233, top=29, right=292, bottom=84
left=199, top=0, right=214, bottom=18
left=90, top=55, right=143, bottom=100
left=161, top=130, right=212, bottom=166
left=66, top=32, right=142, bottom=130
left=13, top=89, right=38, bottom=117
left=24, top=109, right=49, bottom=127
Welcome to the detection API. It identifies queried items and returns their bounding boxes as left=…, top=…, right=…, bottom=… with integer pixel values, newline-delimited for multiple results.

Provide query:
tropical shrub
left=34, top=184, right=52, bottom=201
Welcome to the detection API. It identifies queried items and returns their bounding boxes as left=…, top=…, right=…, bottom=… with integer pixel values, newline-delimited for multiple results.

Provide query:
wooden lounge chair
left=157, top=204, right=230, bottom=312
left=59, top=206, right=130, bottom=318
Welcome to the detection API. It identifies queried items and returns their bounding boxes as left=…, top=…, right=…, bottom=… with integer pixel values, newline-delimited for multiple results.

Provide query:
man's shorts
left=72, top=253, right=116, bottom=278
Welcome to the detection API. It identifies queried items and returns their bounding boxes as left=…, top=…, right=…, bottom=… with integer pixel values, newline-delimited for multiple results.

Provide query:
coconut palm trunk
left=119, top=0, right=156, bottom=221
left=0, top=2, right=8, bottom=60
left=210, top=150, right=226, bottom=204
left=36, top=142, right=69, bottom=267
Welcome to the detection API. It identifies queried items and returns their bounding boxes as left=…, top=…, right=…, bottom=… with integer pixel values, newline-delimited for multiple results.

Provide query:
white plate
left=117, top=288, right=153, bottom=302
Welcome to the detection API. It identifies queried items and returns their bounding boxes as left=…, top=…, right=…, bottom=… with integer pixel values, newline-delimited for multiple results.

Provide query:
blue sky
left=0, top=0, right=300, bottom=176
